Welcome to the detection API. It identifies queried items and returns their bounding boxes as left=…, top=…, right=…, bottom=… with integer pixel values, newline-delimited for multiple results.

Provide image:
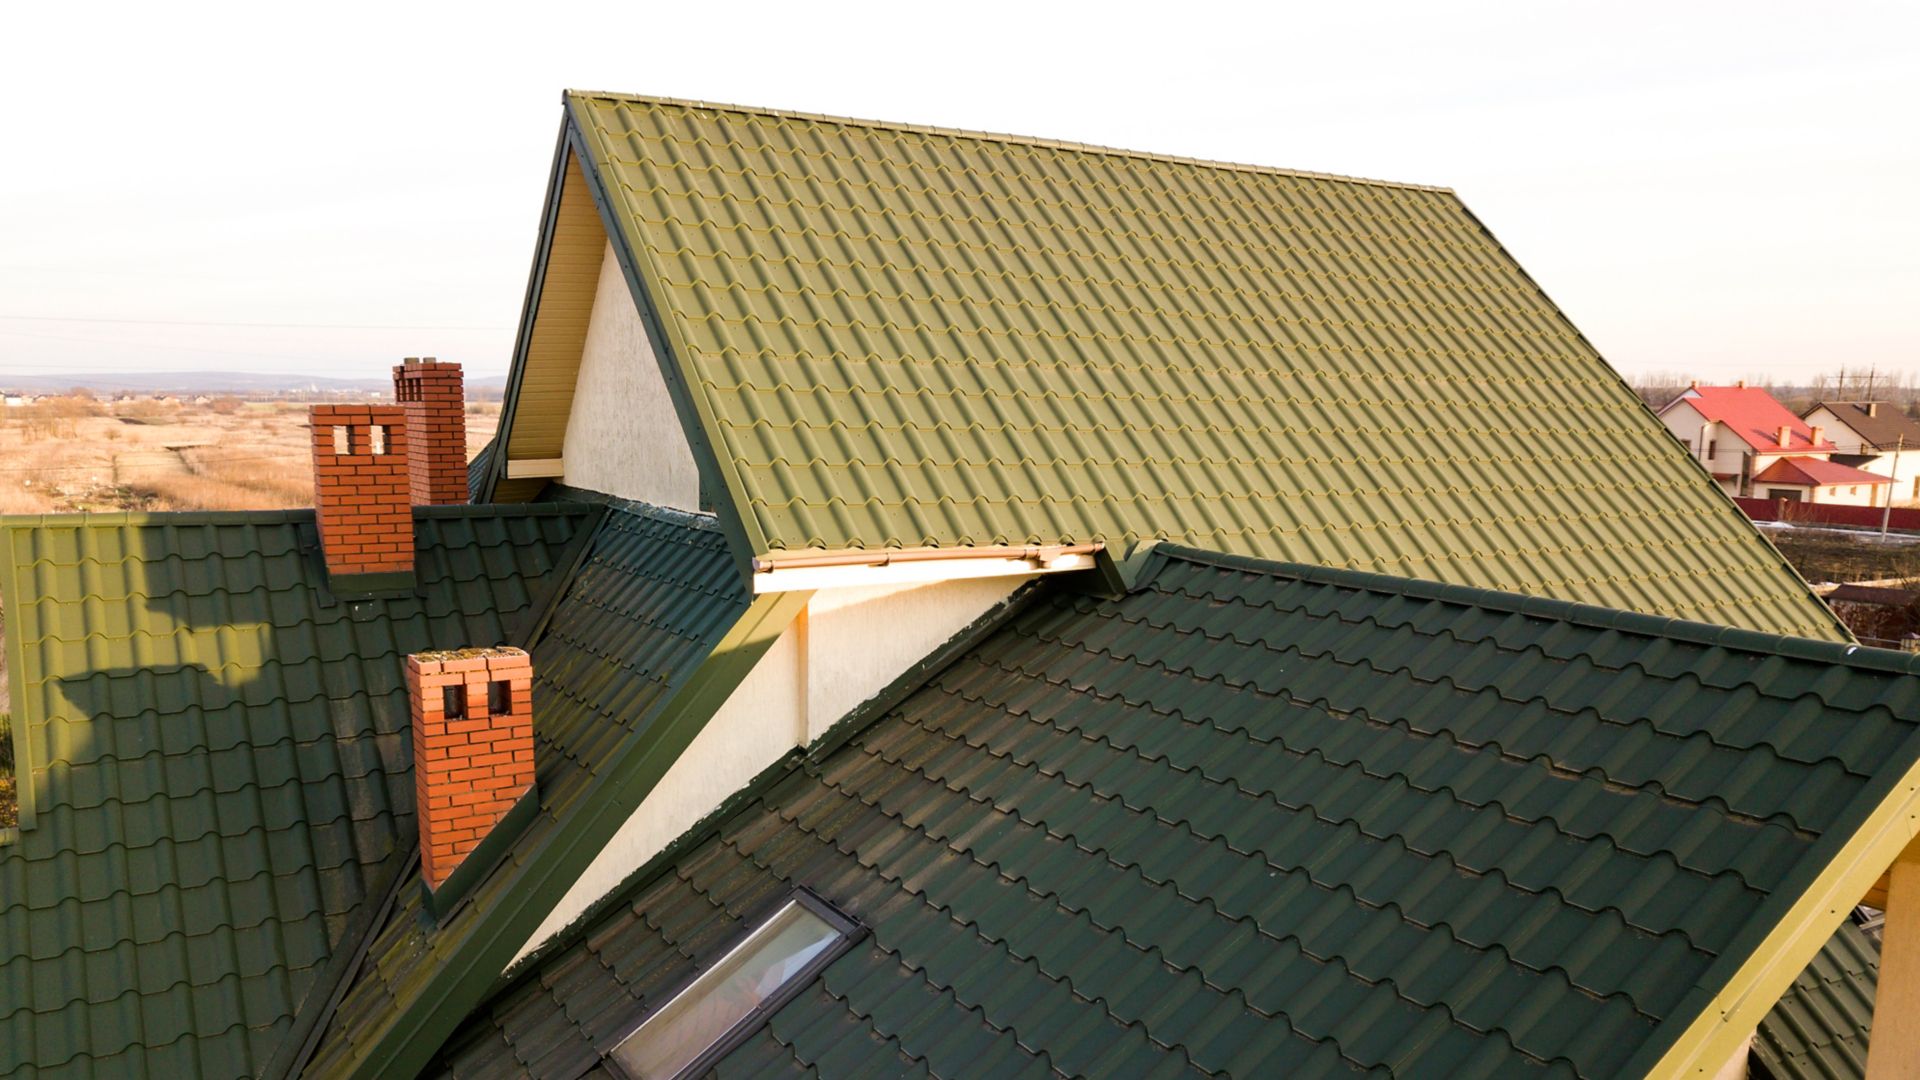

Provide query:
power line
left=0, top=313, right=509, bottom=331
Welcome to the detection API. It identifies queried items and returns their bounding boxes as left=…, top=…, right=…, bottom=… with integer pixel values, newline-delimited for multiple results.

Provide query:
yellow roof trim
left=1648, top=755, right=1920, bottom=1076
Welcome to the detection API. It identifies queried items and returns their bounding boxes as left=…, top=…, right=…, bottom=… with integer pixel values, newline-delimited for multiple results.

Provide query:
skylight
left=606, top=891, right=857, bottom=1078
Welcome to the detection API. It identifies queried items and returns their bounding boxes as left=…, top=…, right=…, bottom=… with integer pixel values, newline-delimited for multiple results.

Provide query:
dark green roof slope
left=0, top=504, right=594, bottom=1079
left=1754, top=921, right=1879, bottom=1080
left=561, top=92, right=1838, bottom=639
left=303, top=499, right=789, bottom=1079
left=431, top=547, right=1920, bottom=1080
left=467, top=438, right=495, bottom=503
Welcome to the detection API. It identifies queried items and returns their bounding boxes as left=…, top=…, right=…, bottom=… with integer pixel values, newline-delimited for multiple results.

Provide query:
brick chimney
left=392, top=357, right=469, bottom=506
left=1810, top=425, right=1825, bottom=446
left=407, top=647, right=535, bottom=890
left=1777, top=424, right=1792, bottom=448
left=310, top=405, right=413, bottom=583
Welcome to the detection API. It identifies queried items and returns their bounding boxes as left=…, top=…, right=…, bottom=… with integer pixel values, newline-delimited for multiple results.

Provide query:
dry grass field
left=0, top=396, right=498, bottom=824
left=0, top=396, right=498, bottom=515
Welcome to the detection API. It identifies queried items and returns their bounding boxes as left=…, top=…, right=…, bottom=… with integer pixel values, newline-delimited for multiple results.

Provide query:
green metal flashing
left=419, top=787, right=542, bottom=923
left=325, top=568, right=418, bottom=599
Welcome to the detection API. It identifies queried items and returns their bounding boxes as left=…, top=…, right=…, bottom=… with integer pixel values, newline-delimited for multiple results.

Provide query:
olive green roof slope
left=430, top=546, right=1920, bottom=1079
left=303, top=499, right=808, bottom=1080
left=1754, top=920, right=1879, bottom=1080
left=562, top=92, right=1838, bottom=639
left=0, top=504, right=595, bottom=1079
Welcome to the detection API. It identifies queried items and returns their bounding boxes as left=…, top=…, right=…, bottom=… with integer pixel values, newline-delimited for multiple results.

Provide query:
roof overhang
left=750, top=543, right=1102, bottom=593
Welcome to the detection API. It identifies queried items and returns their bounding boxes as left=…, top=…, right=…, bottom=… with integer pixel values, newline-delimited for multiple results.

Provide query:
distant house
left=1659, top=382, right=1890, bottom=505
left=2, top=394, right=36, bottom=408
left=1804, top=401, right=1920, bottom=505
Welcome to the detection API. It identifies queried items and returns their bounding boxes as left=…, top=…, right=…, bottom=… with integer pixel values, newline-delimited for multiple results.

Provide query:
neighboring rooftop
left=0, top=503, right=596, bottom=1078
left=429, top=546, right=1920, bottom=1079
left=1753, top=457, right=1892, bottom=489
left=1807, top=401, right=1920, bottom=455
left=483, top=91, right=1843, bottom=640
left=1670, top=385, right=1838, bottom=454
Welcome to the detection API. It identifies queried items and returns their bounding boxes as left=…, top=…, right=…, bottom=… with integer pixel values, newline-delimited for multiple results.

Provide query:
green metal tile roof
left=1754, top=921, right=1879, bottom=1080
left=467, top=438, right=495, bottom=504
left=430, top=546, right=1920, bottom=1079
left=0, top=504, right=594, bottom=1079
left=302, top=498, right=807, bottom=1080
left=559, top=92, right=1838, bottom=639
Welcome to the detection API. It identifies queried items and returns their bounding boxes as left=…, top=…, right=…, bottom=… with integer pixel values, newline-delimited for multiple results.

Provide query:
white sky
left=0, top=0, right=1913, bottom=383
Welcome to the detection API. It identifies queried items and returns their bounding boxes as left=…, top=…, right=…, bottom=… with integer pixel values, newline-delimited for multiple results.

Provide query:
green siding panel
left=432, top=548, right=1920, bottom=1079
left=0, top=505, right=594, bottom=1079
left=567, top=93, right=1838, bottom=640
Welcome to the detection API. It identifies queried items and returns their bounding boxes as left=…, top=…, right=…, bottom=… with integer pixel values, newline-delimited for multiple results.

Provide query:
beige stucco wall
left=512, top=574, right=1025, bottom=962
left=561, top=241, right=703, bottom=509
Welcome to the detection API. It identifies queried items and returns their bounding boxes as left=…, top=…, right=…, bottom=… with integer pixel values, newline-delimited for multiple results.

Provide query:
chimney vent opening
left=309, top=405, right=414, bottom=586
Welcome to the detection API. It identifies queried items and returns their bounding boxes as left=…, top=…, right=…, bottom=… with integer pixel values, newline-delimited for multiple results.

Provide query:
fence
left=1734, top=498, right=1920, bottom=533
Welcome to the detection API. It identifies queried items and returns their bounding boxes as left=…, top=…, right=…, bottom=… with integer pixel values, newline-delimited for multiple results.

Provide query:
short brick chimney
left=1810, top=424, right=1825, bottom=446
left=310, top=405, right=413, bottom=583
left=392, top=357, right=469, bottom=506
left=1777, top=424, right=1793, bottom=448
left=407, top=647, right=535, bottom=890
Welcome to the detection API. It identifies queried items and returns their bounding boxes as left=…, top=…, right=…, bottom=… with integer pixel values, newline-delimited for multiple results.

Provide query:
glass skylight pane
left=609, top=900, right=843, bottom=1078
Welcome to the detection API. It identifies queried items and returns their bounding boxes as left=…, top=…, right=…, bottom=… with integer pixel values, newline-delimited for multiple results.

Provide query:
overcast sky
left=1, top=1, right=1913, bottom=384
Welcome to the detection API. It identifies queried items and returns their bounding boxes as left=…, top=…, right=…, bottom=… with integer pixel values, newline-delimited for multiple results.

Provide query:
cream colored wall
left=511, top=574, right=1025, bottom=963
left=1660, top=404, right=1743, bottom=494
left=1806, top=405, right=1920, bottom=505
left=560, top=240, right=703, bottom=509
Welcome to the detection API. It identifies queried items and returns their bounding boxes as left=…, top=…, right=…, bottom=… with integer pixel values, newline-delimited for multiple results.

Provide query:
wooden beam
left=1867, top=836, right=1920, bottom=1079
left=1867, top=871, right=1891, bottom=911
left=505, top=458, right=565, bottom=480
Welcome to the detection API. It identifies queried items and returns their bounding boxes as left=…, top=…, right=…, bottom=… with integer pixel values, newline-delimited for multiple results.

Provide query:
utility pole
left=1883, top=435, right=1905, bottom=538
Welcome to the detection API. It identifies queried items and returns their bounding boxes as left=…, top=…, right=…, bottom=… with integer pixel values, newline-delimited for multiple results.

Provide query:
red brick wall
left=392, top=357, right=469, bottom=506
left=309, top=405, right=414, bottom=577
left=407, top=647, right=536, bottom=889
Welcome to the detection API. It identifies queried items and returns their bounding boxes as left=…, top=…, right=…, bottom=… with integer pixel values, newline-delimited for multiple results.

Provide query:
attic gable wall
left=560, top=241, right=702, bottom=507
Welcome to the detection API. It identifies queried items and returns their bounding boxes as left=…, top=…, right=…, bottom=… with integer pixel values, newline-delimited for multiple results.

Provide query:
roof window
left=606, top=891, right=858, bottom=1078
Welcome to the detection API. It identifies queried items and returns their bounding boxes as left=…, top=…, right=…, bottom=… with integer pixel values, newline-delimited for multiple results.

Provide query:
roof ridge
left=562, top=89, right=1455, bottom=195
left=1150, top=544, right=1920, bottom=677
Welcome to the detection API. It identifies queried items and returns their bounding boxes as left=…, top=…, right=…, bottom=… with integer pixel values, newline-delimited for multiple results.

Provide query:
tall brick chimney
left=392, top=357, right=468, bottom=506
left=407, top=647, right=535, bottom=890
left=310, top=405, right=414, bottom=585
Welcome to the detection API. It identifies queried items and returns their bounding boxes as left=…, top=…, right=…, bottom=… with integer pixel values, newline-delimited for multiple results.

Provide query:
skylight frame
left=599, top=888, right=862, bottom=1079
